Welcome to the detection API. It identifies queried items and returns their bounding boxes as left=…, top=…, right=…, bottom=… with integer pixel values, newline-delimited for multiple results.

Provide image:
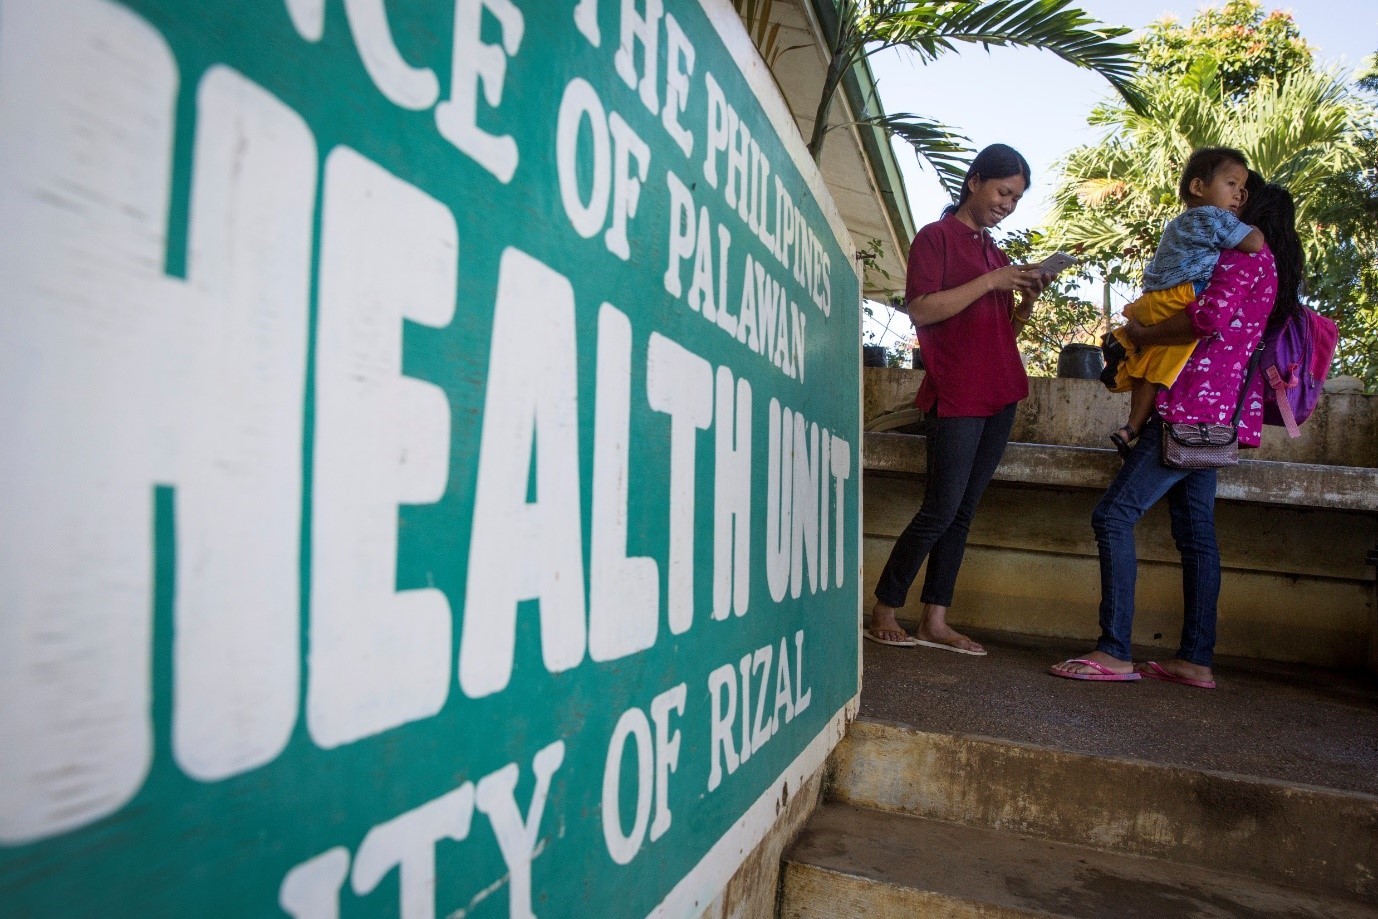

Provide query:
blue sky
left=870, top=1, right=1376, bottom=233
left=861, top=2, right=1375, bottom=345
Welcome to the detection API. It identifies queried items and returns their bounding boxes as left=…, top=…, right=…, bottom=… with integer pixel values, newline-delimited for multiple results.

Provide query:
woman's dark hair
left=945, top=144, right=1031, bottom=216
left=1178, top=146, right=1249, bottom=203
left=1239, top=181, right=1305, bottom=331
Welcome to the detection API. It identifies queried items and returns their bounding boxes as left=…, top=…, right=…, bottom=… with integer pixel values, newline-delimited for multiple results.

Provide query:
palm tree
left=1047, top=61, right=1376, bottom=280
left=804, top=0, right=1143, bottom=195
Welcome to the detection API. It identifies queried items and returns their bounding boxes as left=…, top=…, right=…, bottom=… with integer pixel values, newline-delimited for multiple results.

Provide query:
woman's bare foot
left=912, top=624, right=985, bottom=654
left=1136, top=658, right=1216, bottom=688
left=914, top=603, right=985, bottom=655
left=866, top=603, right=913, bottom=645
left=1049, top=650, right=1134, bottom=678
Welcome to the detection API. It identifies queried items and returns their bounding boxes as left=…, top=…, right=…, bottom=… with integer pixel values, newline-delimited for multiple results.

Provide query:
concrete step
left=829, top=718, right=1378, bottom=902
left=780, top=801, right=1378, bottom=919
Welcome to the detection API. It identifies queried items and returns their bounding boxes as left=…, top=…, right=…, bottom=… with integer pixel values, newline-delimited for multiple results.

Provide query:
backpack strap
left=1229, top=341, right=1264, bottom=428
left=1265, top=364, right=1301, bottom=437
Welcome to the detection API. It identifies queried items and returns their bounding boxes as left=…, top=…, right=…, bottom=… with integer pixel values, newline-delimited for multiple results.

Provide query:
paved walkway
left=860, top=629, right=1378, bottom=796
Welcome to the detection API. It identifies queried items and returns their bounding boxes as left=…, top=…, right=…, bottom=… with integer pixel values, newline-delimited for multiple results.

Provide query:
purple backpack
left=1261, top=307, right=1338, bottom=437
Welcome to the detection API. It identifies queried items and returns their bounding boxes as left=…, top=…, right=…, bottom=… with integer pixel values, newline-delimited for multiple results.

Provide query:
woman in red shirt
left=867, top=144, right=1049, bottom=654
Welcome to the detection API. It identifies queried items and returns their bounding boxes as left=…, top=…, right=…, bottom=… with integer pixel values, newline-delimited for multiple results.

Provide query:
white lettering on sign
left=279, top=742, right=564, bottom=919
left=573, top=0, right=601, bottom=46
left=646, top=333, right=713, bottom=636
left=830, top=431, right=852, bottom=588
left=589, top=304, right=661, bottom=661
left=351, top=784, right=476, bottom=919
left=605, top=112, right=652, bottom=260
left=173, top=67, right=317, bottom=783
left=557, top=78, right=613, bottom=239
left=602, top=706, right=654, bottom=865
left=343, top=0, right=441, bottom=110
left=713, top=368, right=752, bottom=621
left=308, top=147, right=457, bottom=749
left=765, top=400, right=852, bottom=605
left=555, top=77, right=652, bottom=261
left=701, top=72, right=832, bottom=316
left=461, top=249, right=588, bottom=699
left=284, top=0, right=326, bottom=42
left=434, top=0, right=526, bottom=182
left=602, top=685, right=685, bottom=864
left=279, top=848, right=350, bottom=919
left=0, top=0, right=316, bottom=842
left=614, top=0, right=663, bottom=116
left=661, top=13, right=696, bottom=157
left=475, top=741, right=566, bottom=919
left=665, top=170, right=807, bottom=382
left=705, top=631, right=810, bottom=793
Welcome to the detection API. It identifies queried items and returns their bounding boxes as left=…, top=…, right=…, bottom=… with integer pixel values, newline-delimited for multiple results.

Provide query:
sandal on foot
left=1137, top=661, right=1216, bottom=689
left=1110, top=424, right=1139, bottom=458
left=1048, top=658, right=1141, bottom=682
left=864, top=627, right=919, bottom=647
left=912, top=637, right=987, bottom=656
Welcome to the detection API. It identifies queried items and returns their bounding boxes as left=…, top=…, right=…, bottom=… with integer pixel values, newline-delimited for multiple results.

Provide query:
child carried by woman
left=1101, top=147, right=1263, bottom=456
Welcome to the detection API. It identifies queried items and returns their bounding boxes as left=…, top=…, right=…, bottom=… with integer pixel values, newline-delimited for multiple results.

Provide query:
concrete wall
left=866, top=369, right=1378, bottom=468
left=862, top=370, right=1378, bottom=670
left=697, top=765, right=828, bottom=919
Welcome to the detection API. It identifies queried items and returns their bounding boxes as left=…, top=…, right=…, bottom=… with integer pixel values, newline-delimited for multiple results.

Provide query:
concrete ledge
left=865, top=432, right=1378, bottom=514
left=830, top=719, right=1378, bottom=901
left=782, top=803, right=1376, bottom=918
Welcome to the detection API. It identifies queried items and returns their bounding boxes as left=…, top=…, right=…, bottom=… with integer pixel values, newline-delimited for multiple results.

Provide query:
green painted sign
left=0, top=0, right=860, bottom=914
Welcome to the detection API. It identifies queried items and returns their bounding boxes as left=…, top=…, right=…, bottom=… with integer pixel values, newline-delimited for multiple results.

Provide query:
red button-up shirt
left=907, top=215, right=1028, bottom=417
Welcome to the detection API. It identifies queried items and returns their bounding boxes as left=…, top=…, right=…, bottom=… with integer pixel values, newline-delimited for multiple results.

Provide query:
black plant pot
left=862, top=344, right=887, bottom=367
left=1056, top=343, right=1104, bottom=380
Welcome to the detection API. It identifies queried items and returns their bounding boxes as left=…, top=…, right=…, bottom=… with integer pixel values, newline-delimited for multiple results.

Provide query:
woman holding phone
left=866, top=144, right=1051, bottom=654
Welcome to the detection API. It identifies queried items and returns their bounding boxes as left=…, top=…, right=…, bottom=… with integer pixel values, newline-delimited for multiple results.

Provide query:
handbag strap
left=1228, top=341, right=1265, bottom=427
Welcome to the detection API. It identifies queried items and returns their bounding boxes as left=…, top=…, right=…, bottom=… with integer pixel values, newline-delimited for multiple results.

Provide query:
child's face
left=1190, top=161, right=1249, bottom=214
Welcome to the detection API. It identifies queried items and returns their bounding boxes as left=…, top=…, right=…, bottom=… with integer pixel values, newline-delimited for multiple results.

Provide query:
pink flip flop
left=1048, top=658, right=1141, bottom=682
left=1137, top=661, right=1216, bottom=689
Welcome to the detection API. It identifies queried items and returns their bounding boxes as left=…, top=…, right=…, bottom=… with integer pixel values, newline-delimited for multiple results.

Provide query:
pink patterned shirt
left=1156, top=245, right=1278, bottom=447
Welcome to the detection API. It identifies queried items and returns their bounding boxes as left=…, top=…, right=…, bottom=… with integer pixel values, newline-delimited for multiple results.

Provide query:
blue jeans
left=1092, top=419, right=1221, bottom=667
left=875, top=403, right=1016, bottom=609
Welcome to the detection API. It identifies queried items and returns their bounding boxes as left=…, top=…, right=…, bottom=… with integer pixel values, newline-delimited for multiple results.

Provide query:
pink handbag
left=1159, top=345, right=1260, bottom=471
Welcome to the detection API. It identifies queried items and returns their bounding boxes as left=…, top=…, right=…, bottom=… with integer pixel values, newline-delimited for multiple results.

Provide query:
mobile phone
left=1037, top=252, right=1079, bottom=275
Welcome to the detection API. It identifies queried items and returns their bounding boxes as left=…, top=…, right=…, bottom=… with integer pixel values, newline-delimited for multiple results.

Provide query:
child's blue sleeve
left=1185, top=205, right=1251, bottom=250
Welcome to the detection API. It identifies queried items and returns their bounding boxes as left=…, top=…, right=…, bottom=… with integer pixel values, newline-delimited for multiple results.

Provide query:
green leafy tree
left=1360, top=48, right=1378, bottom=93
left=1043, top=6, right=1378, bottom=388
left=999, top=229, right=1107, bottom=376
left=800, top=0, right=1142, bottom=195
left=1139, top=0, right=1311, bottom=99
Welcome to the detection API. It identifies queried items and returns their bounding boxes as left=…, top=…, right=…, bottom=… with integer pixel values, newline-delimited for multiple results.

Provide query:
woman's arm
left=1010, top=277, right=1050, bottom=331
left=1125, top=249, right=1267, bottom=348
left=907, top=264, right=1042, bottom=327
left=1123, top=310, right=1199, bottom=346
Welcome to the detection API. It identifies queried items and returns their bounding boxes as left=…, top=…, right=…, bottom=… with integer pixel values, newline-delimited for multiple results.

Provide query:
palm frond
left=873, top=112, right=974, bottom=200
left=875, top=0, right=1145, bottom=112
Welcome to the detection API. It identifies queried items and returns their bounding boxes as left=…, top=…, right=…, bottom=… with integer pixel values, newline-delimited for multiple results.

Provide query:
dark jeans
left=1092, top=419, right=1221, bottom=666
left=875, top=403, right=1017, bottom=609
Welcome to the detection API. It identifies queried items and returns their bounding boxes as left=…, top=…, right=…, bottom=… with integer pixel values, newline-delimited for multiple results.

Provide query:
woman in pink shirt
left=1050, top=180, right=1303, bottom=688
left=867, top=145, right=1051, bottom=654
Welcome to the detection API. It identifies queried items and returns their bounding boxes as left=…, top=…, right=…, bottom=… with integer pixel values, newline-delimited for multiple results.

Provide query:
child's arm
left=1234, top=226, right=1264, bottom=253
